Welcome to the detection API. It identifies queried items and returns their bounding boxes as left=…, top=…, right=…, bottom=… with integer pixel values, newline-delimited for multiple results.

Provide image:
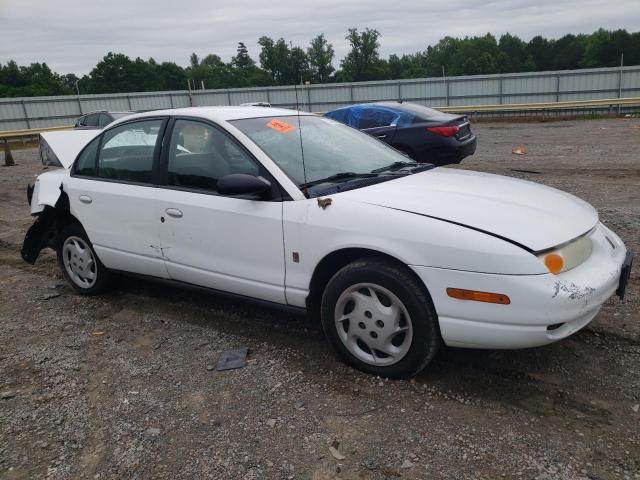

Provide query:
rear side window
left=357, top=108, right=398, bottom=129
left=75, top=137, right=100, bottom=176
left=84, top=114, right=99, bottom=127
left=97, top=114, right=112, bottom=127
left=97, top=119, right=162, bottom=183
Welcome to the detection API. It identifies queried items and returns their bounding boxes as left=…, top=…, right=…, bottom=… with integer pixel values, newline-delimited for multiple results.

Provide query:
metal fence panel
left=1, top=66, right=638, bottom=131
left=192, top=91, right=229, bottom=106
left=352, top=83, right=399, bottom=102
left=400, top=81, right=445, bottom=103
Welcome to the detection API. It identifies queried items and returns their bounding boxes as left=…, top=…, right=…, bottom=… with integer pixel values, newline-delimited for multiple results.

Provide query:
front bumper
left=410, top=222, right=629, bottom=349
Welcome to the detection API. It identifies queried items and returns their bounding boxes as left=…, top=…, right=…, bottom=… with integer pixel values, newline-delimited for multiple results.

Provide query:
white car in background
left=23, top=107, right=633, bottom=378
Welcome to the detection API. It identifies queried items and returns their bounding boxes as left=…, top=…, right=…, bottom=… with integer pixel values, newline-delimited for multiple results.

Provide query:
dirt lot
left=1, top=118, right=639, bottom=480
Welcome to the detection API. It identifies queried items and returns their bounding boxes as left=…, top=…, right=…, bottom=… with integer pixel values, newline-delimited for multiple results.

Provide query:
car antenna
left=292, top=45, right=308, bottom=187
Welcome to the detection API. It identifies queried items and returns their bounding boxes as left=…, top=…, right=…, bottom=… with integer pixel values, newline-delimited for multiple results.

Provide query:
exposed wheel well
left=21, top=190, right=82, bottom=264
left=306, top=248, right=430, bottom=320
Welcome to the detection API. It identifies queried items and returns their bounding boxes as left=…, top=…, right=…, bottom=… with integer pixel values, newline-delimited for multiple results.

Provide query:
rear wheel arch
left=306, top=248, right=435, bottom=319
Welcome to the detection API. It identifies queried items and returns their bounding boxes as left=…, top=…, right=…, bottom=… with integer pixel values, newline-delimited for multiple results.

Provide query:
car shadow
left=107, top=273, right=614, bottom=417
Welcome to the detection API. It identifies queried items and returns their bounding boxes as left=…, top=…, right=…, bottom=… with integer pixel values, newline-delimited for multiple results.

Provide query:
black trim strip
left=109, top=269, right=308, bottom=316
left=375, top=204, right=534, bottom=253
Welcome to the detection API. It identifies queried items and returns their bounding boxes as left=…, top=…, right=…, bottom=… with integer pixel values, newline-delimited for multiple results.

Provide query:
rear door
left=65, top=118, right=169, bottom=278
left=156, top=118, right=286, bottom=303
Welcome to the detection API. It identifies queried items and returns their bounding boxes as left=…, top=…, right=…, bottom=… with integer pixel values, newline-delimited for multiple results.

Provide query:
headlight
left=536, top=234, right=593, bottom=274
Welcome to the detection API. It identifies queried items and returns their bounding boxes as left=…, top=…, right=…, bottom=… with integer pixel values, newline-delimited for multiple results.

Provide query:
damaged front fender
left=29, top=168, right=68, bottom=214
left=21, top=188, right=74, bottom=265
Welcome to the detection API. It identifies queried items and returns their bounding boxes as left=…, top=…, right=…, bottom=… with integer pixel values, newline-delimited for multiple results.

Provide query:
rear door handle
left=165, top=208, right=183, bottom=218
left=376, top=134, right=387, bottom=139
left=79, top=195, right=92, bottom=204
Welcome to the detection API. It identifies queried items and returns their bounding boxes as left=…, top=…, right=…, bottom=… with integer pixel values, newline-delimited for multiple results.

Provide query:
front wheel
left=320, top=258, right=440, bottom=378
left=57, top=224, right=112, bottom=295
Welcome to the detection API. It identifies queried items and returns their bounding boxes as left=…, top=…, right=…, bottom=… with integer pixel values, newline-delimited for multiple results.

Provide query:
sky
left=0, top=0, right=639, bottom=75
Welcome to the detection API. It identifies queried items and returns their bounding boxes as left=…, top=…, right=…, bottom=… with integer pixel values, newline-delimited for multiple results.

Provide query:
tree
left=231, top=42, right=255, bottom=69
left=157, top=62, right=187, bottom=90
left=1, top=27, right=639, bottom=98
left=528, top=36, right=553, bottom=70
left=258, top=36, right=309, bottom=85
left=550, top=34, right=586, bottom=70
left=338, top=28, right=387, bottom=81
left=307, top=34, right=335, bottom=82
left=498, top=33, right=535, bottom=72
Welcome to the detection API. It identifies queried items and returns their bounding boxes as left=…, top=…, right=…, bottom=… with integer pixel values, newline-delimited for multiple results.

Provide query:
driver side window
left=167, top=120, right=259, bottom=193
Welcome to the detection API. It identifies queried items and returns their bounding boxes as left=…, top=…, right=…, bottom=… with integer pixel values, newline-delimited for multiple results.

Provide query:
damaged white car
left=23, top=107, right=633, bottom=378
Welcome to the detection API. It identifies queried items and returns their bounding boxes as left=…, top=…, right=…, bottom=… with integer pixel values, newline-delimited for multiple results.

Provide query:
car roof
left=109, top=106, right=311, bottom=126
left=83, top=110, right=133, bottom=115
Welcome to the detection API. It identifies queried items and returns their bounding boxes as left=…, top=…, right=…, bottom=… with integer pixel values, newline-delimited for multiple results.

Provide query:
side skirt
left=110, top=270, right=310, bottom=317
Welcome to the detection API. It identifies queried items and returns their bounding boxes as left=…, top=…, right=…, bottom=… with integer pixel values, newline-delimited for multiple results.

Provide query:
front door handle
left=165, top=208, right=183, bottom=218
left=79, top=195, right=92, bottom=204
left=376, top=134, right=387, bottom=139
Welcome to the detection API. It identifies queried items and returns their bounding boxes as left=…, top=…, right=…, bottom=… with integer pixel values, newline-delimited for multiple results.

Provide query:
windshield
left=230, top=115, right=416, bottom=186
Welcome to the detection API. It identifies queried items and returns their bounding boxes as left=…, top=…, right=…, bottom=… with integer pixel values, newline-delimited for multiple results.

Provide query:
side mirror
left=217, top=173, right=272, bottom=197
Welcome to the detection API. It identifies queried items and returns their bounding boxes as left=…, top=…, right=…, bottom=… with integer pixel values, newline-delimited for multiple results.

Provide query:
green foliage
left=0, top=28, right=637, bottom=97
left=307, top=34, right=335, bottom=82
left=338, top=28, right=388, bottom=81
left=0, top=60, right=73, bottom=97
left=258, top=37, right=309, bottom=85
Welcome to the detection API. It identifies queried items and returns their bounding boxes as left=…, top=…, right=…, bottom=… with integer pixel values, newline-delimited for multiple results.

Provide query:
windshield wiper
left=299, top=172, right=379, bottom=189
left=371, top=161, right=436, bottom=174
left=370, top=161, right=416, bottom=173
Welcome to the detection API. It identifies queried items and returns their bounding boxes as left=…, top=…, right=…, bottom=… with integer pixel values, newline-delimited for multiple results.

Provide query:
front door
left=156, top=119, right=286, bottom=304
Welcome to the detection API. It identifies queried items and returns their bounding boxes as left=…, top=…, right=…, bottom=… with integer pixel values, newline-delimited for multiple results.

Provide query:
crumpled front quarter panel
left=29, top=169, right=69, bottom=214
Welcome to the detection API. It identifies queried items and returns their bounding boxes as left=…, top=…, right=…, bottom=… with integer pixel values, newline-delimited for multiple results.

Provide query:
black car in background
left=74, top=111, right=133, bottom=129
left=325, top=102, right=477, bottom=165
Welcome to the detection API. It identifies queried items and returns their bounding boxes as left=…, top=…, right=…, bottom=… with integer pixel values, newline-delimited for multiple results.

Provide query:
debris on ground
left=216, top=346, right=249, bottom=371
left=400, top=459, right=415, bottom=469
left=1, top=390, right=16, bottom=399
left=329, top=441, right=346, bottom=460
left=4, top=141, right=15, bottom=166
left=511, top=146, right=527, bottom=155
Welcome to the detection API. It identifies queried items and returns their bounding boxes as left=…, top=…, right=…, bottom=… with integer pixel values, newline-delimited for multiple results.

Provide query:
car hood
left=339, top=168, right=598, bottom=252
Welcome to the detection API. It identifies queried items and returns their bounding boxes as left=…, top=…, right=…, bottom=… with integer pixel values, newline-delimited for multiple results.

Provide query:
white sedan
left=23, top=107, right=633, bottom=378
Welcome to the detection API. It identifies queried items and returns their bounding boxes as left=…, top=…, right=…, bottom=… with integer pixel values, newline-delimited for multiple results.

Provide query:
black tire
left=56, top=223, right=112, bottom=295
left=320, top=257, right=441, bottom=379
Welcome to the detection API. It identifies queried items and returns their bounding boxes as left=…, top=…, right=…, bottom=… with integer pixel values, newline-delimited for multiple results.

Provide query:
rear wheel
left=57, top=224, right=112, bottom=295
left=320, top=258, right=440, bottom=378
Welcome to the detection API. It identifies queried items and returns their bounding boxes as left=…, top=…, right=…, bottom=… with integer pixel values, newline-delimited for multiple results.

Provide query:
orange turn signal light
left=544, top=253, right=565, bottom=274
left=446, top=288, right=511, bottom=305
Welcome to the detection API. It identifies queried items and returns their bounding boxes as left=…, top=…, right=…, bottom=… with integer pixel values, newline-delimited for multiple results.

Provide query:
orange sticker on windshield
left=266, top=118, right=295, bottom=133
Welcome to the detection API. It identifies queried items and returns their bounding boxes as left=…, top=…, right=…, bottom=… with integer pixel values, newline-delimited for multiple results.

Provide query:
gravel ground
left=1, top=118, right=639, bottom=480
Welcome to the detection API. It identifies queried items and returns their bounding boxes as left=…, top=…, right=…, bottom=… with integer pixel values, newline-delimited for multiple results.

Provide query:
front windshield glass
left=230, top=115, right=415, bottom=185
